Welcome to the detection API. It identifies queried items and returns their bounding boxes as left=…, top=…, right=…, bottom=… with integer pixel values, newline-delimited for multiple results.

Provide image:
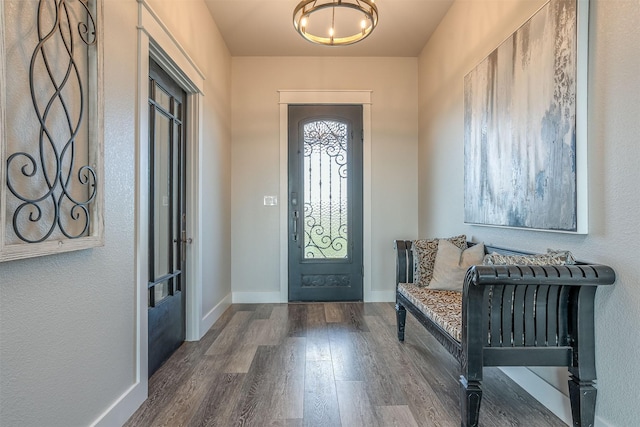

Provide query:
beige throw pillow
left=429, top=241, right=485, bottom=291
left=413, top=235, right=467, bottom=287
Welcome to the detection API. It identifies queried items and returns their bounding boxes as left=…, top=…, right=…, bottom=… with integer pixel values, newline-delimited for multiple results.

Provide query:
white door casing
left=92, top=1, right=205, bottom=425
left=278, top=90, right=373, bottom=302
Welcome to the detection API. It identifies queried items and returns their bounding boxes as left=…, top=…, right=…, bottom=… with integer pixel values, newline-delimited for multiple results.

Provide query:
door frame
left=137, top=0, right=204, bottom=400
left=278, top=90, right=372, bottom=302
left=94, top=2, right=206, bottom=425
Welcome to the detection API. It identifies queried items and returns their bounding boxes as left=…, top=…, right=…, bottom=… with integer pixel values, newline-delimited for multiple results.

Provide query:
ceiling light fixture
left=293, top=0, right=379, bottom=46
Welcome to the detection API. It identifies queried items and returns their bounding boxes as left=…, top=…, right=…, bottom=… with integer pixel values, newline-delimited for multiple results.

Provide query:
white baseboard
left=199, top=293, right=232, bottom=339
left=365, top=290, right=395, bottom=302
left=90, top=381, right=147, bottom=427
left=499, top=367, right=572, bottom=425
left=231, top=290, right=395, bottom=303
left=500, top=367, right=613, bottom=427
left=91, top=294, right=231, bottom=426
left=595, top=416, right=615, bottom=427
left=232, top=291, right=283, bottom=303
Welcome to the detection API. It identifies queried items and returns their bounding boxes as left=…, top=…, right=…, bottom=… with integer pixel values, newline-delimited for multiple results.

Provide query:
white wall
left=418, top=0, right=640, bottom=425
left=0, top=0, right=231, bottom=425
left=231, top=57, right=419, bottom=301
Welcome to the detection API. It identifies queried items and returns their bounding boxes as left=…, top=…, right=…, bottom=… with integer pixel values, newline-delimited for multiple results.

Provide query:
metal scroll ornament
left=303, top=120, right=349, bottom=259
left=6, top=0, right=98, bottom=243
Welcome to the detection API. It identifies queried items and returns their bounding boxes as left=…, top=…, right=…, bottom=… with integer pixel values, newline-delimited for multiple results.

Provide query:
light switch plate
left=263, top=195, right=278, bottom=206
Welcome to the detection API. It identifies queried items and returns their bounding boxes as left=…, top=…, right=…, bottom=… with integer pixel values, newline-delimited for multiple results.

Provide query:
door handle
left=292, top=211, right=298, bottom=241
left=176, top=234, right=192, bottom=265
left=181, top=230, right=193, bottom=244
left=173, top=238, right=192, bottom=244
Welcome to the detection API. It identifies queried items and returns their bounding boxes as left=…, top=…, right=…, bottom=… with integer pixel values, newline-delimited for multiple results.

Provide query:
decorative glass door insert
left=302, top=119, right=349, bottom=259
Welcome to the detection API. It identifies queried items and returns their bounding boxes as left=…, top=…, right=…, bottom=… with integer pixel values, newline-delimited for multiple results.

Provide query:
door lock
left=174, top=237, right=193, bottom=244
left=181, top=230, right=193, bottom=244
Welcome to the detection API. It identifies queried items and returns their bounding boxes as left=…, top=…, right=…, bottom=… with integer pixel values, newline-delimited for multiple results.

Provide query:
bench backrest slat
left=523, top=286, right=537, bottom=346
left=535, top=286, right=550, bottom=345
left=490, top=285, right=503, bottom=346
left=546, top=286, right=561, bottom=346
left=501, top=285, right=515, bottom=346
left=512, top=286, right=527, bottom=346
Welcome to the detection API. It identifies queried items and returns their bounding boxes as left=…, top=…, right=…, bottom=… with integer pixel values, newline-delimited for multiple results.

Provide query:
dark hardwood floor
left=125, top=303, right=566, bottom=427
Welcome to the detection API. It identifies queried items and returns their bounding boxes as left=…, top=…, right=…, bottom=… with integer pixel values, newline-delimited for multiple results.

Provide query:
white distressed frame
left=0, top=0, right=105, bottom=262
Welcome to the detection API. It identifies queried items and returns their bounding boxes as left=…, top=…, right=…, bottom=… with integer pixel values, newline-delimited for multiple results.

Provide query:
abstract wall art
left=464, top=0, right=588, bottom=233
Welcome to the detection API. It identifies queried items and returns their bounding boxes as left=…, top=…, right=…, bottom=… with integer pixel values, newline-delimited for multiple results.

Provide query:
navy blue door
left=147, top=59, right=186, bottom=376
left=288, top=105, right=363, bottom=301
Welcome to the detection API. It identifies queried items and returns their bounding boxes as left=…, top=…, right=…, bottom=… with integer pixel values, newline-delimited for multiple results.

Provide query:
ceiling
left=204, top=0, right=454, bottom=57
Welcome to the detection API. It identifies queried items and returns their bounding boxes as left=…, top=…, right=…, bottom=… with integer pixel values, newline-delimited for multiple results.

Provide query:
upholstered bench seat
left=398, top=282, right=462, bottom=342
left=395, top=239, right=617, bottom=427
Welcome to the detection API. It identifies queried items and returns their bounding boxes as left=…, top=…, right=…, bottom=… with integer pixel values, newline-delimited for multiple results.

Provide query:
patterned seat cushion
left=398, top=282, right=462, bottom=342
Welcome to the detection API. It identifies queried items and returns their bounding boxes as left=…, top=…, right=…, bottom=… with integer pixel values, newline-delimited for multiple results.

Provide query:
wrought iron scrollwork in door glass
left=302, top=119, right=349, bottom=259
left=1, top=0, right=103, bottom=261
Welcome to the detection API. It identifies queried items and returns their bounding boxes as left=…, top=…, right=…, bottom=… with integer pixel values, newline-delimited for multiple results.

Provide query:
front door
left=288, top=105, right=363, bottom=301
left=147, top=59, right=187, bottom=377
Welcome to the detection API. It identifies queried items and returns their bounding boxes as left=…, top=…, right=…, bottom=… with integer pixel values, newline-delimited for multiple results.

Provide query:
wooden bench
left=394, top=240, right=616, bottom=427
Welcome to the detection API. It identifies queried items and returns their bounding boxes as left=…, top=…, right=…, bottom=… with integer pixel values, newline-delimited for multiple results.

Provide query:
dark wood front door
left=288, top=105, right=364, bottom=301
left=147, top=59, right=187, bottom=377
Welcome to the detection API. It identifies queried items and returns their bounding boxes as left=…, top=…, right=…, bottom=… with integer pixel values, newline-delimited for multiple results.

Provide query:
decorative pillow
left=483, top=249, right=576, bottom=266
left=429, top=241, right=485, bottom=291
left=412, top=235, right=466, bottom=287
left=545, top=249, right=576, bottom=264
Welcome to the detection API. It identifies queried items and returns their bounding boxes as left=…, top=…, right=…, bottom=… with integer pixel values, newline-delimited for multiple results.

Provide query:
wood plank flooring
left=125, top=303, right=566, bottom=427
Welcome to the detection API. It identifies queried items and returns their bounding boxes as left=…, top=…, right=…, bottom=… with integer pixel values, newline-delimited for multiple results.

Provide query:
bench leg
left=395, top=303, right=406, bottom=341
left=460, top=376, right=482, bottom=427
left=568, top=286, right=598, bottom=427
left=569, top=374, right=596, bottom=427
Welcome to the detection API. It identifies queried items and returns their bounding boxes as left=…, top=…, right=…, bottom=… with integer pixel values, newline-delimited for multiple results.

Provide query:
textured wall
left=231, top=57, right=419, bottom=299
left=418, top=0, right=640, bottom=424
left=0, top=1, right=139, bottom=425
left=0, top=0, right=231, bottom=425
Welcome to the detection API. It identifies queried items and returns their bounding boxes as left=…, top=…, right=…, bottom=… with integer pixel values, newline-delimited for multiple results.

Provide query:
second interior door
left=288, top=105, right=363, bottom=301
left=147, top=58, right=187, bottom=377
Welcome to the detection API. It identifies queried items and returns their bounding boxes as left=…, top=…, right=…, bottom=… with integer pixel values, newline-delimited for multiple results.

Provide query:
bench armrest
left=394, top=239, right=413, bottom=286
left=465, top=264, right=616, bottom=288
left=461, top=263, right=615, bottom=382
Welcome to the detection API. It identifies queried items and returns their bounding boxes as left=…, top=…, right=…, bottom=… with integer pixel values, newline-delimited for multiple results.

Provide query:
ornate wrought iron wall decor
left=0, top=0, right=104, bottom=262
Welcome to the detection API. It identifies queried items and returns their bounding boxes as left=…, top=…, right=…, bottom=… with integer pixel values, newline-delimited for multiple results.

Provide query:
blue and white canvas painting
left=464, top=0, right=579, bottom=231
